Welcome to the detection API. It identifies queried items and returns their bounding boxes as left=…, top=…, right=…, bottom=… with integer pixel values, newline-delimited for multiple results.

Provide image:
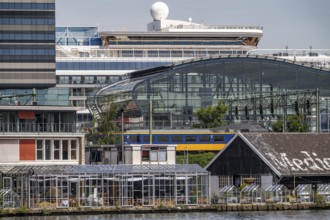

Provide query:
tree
left=87, top=97, right=121, bottom=145
left=286, top=114, right=308, bottom=132
left=176, top=152, right=216, bottom=167
left=271, top=114, right=308, bottom=132
left=271, top=119, right=283, bottom=132
left=195, top=101, right=228, bottom=128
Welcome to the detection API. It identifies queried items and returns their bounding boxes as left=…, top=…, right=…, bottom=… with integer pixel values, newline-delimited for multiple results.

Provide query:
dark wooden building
left=206, top=132, right=330, bottom=192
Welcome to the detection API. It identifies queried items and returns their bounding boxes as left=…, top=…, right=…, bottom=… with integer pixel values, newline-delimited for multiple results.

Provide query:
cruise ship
left=55, top=2, right=330, bottom=127
left=55, top=2, right=264, bottom=126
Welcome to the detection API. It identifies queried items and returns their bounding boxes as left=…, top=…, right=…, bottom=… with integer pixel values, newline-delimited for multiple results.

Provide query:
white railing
left=162, top=24, right=263, bottom=31
left=56, top=47, right=251, bottom=60
left=0, top=123, right=76, bottom=133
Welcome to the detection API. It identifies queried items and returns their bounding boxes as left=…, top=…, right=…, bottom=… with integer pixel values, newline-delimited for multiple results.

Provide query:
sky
left=56, top=0, right=330, bottom=49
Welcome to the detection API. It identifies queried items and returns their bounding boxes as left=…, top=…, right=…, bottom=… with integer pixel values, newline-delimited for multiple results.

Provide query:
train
left=123, top=129, right=236, bottom=152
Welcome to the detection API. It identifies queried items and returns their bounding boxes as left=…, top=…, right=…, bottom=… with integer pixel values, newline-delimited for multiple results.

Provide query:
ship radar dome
left=150, top=2, right=169, bottom=21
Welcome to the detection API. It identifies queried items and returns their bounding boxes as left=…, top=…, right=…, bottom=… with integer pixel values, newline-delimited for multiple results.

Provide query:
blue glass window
left=0, top=3, right=55, bottom=10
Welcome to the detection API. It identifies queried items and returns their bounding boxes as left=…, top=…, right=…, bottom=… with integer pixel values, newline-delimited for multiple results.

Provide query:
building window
left=71, top=140, right=77, bottom=160
left=45, top=140, right=51, bottom=160
left=37, top=140, right=43, bottom=160
left=219, top=176, right=233, bottom=188
left=36, top=139, right=78, bottom=161
left=54, top=140, right=60, bottom=160
left=59, top=76, right=69, bottom=84
left=72, top=76, right=81, bottom=84
left=84, top=76, right=95, bottom=84
left=142, top=147, right=167, bottom=162
left=97, top=76, right=107, bottom=84
left=62, top=140, right=69, bottom=160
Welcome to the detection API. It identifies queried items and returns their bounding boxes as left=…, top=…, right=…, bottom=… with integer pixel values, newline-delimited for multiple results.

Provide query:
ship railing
left=161, top=24, right=263, bottom=31
left=248, top=49, right=330, bottom=57
left=56, top=47, right=250, bottom=60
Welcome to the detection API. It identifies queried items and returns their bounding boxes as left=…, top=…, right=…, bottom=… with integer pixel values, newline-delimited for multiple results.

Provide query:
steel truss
left=226, top=89, right=318, bottom=126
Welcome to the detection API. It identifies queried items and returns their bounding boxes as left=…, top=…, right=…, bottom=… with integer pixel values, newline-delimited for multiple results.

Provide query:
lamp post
left=120, top=108, right=125, bottom=163
left=149, top=99, right=152, bottom=144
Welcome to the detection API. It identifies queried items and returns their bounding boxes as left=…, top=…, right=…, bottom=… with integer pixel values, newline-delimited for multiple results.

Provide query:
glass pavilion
left=0, top=164, right=209, bottom=209
left=295, top=184, right=313, bottom=203
left=240, top=185, right=263, bottom=204
left=88, top=55, right=330, bottom=131
left=218, top=185, right=239, bottom=204
left=317, top=184, right=330, bottom=203
left=264, top=184, right=290, bottom=203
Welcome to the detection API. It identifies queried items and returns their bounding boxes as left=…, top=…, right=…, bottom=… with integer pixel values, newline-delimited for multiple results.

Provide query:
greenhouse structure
left=295, top=184, right=313, bottom=203
left=218, top=185, right=239, bottom=204
left=264, top=184, right=290, bottom=203
left=317, top=184, right=330, bottom=203
left=0, top=164, right=209, bottom=209
left=240, top=185, right=263, bottom=204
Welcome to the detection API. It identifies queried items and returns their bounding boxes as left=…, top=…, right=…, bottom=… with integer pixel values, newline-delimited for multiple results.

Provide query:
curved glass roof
left=96, top=55, right=330, bottom=98
left=89, top=55, right=330, bottom=127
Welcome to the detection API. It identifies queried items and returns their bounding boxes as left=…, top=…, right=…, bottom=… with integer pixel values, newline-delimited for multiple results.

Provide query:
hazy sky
left=56, top=0, right=330, bottom=49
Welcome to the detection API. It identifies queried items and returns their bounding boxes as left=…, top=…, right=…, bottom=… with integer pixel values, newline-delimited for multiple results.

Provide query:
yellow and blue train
left=124, top=129, right=235, bottom=152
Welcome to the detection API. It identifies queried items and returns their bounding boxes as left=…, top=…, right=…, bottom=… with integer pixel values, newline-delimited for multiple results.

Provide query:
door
left=56, top=177, right=69, bottom=208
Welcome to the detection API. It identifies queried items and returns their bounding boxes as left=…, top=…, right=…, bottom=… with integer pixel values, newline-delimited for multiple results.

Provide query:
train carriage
left=124, top=129, right=235, bottom=152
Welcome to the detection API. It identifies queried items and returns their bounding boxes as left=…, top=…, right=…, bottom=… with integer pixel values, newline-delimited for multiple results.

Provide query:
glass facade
left=0, top=0, right=56, bottom=88
left=92, top=55, right=330, bottom=130
left=56, top=27, right=101, bottom=46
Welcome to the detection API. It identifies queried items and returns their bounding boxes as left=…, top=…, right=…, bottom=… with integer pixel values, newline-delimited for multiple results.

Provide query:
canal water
left=6, top=210, right=330, bottom=220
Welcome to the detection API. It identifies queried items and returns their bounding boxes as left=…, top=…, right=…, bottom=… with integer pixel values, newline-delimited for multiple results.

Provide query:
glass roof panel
left=0, top=164, right=208, bottom=175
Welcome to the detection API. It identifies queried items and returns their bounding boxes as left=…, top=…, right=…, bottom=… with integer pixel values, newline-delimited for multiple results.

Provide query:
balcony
left=0, top=123, right=76, bottom=133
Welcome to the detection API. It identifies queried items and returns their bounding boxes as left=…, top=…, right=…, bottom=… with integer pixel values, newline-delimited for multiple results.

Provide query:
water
left=5, top=210, right=330, bottom=220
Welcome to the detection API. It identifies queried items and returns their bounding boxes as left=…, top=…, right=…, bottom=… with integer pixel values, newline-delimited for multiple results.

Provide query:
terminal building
left=89, top=54, right=330, bottom=133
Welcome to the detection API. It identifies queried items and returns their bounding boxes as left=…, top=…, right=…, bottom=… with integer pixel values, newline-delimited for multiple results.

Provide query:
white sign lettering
left=265, top=151, right=330, bottom=172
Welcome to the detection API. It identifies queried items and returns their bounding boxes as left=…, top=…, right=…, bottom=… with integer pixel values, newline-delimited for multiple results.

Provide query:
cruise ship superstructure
left=56, top=2, right=264, bottom=126
left=55, top=2, right=330, bottom=127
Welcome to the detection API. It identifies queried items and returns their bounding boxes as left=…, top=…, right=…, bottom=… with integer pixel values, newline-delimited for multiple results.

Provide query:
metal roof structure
left=0, top=164, right=207, bottom=176
left=241, top=184, right=261, bottom=193
left=265, top=184, right=288, bottom=192
left=219, top=185, right=238, bottom=193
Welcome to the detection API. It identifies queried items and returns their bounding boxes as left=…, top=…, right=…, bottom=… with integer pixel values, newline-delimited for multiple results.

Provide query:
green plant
left=195, top=101, right=228, bottom=128
left=41, top=208, right=52, bottom=216
left=176, top=152, right=216, bottom=167
left=115, top=203, right=121, bottom=210
left=314, top=194, right=325, bottom=205
left=179, top=204, right=186, bottom=210
left=16, top=206, right=29, bottom=215
left=157, top=202, right=165, bottom=209
left=239, top=182, right=248, bottom=191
